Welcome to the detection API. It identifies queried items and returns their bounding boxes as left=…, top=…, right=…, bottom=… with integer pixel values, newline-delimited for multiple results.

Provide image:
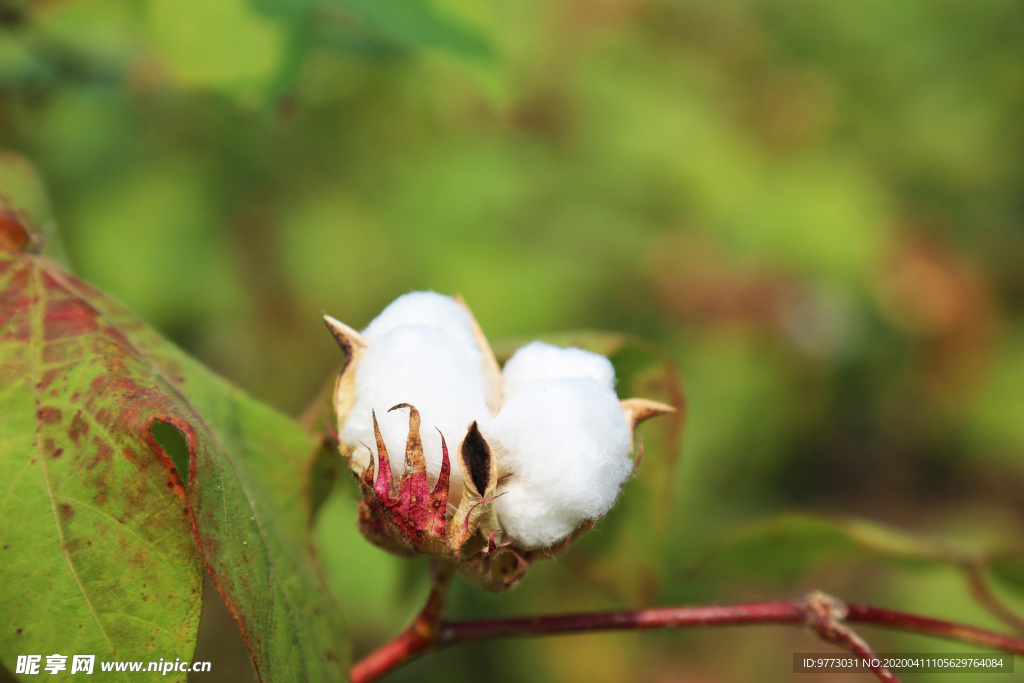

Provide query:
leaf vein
left=30, top=261, right=128, bottom=680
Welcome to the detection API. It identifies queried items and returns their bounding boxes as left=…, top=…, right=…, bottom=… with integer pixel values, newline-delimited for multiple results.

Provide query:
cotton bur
left=323, top=291, right=675, bottom=591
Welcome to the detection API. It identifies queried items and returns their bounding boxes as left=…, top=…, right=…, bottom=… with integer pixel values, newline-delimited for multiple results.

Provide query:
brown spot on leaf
left=0, top=212, right=28, bottom=253
left=38, top=368, right=61, bottom=391
left=91, top=437, right=112, bottom=467
left=68, top=411, right=89, bottom=446
left=37, top=406, right=61, bottom=424
left=43, top=291, right=99, bottom=341
left=59, top=503, right=74, bottom=521
left=15, top=628, right=22, bottom=635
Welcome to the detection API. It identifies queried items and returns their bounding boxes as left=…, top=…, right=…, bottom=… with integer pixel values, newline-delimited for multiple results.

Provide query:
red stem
left=349, top=562, right=453, bottom=683
left=349, top=628, right=433, bottom=683
left=351, top=588, right=1024, bottom=683
left=802, top=593, right=899, bottom=683
left=435, top=600, right=1024, bottom=653
left=845, top=604, right=1024, bottom=652
left=437, top=600, right=805, bottom=641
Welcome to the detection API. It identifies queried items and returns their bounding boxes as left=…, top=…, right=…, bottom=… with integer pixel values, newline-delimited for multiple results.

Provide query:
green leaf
left=990, top=553, right=1024, bottom=596
left=111, top=319, right=351, bottom=680
left=0, top=154, right=349, bottom=680
left=327, top=0, right=494, bottom=60
left=0, top=160, right=203, bottom=679
left=696, top=512, right=969, bottom=586
left=693, top=513, right=1024, bottom=630
left=147, top=0, right=286, bottom=94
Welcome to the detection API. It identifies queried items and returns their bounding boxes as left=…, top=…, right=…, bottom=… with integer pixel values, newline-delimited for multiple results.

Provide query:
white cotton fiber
left=487, top=481, right=578, bottom=549
left=502, top=341, right=616, bottom=402
left=362, top=291, right=495, bottom=406
left=342, top=325, right=491, bottom=490
left=485, top=377, right=633, bottom=549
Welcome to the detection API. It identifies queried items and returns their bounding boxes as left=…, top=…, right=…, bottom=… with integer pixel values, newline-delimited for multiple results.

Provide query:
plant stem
left=845, top=603, right=1024, bottom=651
left=350, top=588, right=1024, bottom=683
left=800, top=592, right=899, bottom=683
left=349, top=561, right=454, bottom=683
left=962, top=562, right=1024, bottom=635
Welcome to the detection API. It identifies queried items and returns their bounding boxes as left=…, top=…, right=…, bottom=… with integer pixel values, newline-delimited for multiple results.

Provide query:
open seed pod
left=353, top=403, right=531, bottom=589
left=323, top=294, right=676, bottom=591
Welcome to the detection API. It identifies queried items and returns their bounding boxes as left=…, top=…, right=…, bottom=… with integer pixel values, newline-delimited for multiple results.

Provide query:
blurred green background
left=2, top=0, right=1024, bottom=680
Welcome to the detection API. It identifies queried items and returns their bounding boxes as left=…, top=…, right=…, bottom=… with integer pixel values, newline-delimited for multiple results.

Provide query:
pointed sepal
left=322, top=313, right=369, bottom=358
left=620, top=397, right=676, bottom=430
left=370, top=410, right=393, bottom=500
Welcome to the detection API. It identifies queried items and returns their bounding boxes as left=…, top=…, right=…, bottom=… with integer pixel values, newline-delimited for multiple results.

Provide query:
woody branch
left=349, top=582, right=1024, bottom=683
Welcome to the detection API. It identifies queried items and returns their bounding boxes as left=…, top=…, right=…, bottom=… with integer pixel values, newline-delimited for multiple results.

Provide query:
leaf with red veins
left=1, top=241, right=203, bottom=679
left=0, top=155, right=349, bottom=682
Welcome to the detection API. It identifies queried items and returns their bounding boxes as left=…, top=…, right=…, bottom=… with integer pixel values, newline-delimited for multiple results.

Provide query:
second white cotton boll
left=488, top=481, right=578, bottom=549
left=501, top=341, right=616, bottom=402
left=342, top=325, right=491, bottom=490
left=487, top=377, right=634, bottom=549
left=361, top=291, right=495, bottom=406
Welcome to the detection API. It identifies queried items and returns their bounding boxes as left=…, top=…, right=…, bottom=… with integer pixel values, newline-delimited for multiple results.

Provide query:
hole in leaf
left=151, top=420, right=191, bottom=496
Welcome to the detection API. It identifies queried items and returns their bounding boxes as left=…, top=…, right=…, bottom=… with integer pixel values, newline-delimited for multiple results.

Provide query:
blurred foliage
left=2, top=0, right=1024, bottom=680
left=696, top=513, right=968, bottom=586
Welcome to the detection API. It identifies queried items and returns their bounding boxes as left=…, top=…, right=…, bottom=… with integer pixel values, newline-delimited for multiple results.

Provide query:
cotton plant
left=323, top=292, right=674, bottom=590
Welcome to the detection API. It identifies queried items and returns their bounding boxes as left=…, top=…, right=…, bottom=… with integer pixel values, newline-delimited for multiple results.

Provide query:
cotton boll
left=487, top=377, right=633, bottom=549
left=502, top=341, right=616, bottom=402
left=362, top=291, right=495, bottom=405
left=342, top=325, right=491, bottom=492
left=362, top=291, right=475, bottom=348
left=491, top=481, right=580, bottom=550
